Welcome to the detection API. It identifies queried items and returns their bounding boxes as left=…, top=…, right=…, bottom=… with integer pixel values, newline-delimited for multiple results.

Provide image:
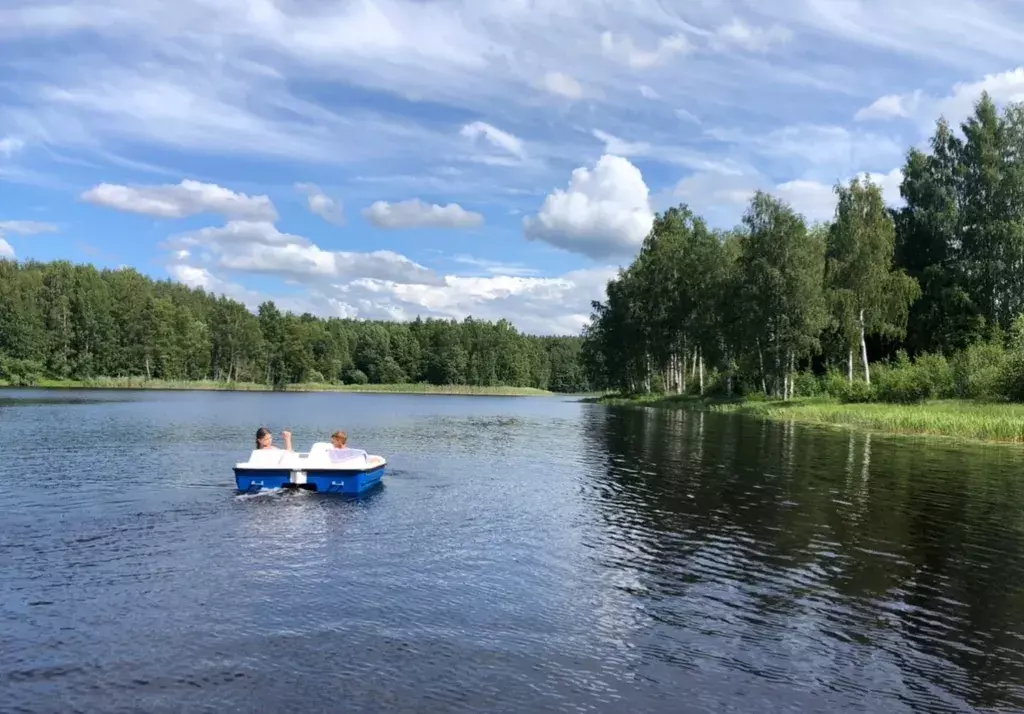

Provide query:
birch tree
left=827, top=176, right=920, bottom=384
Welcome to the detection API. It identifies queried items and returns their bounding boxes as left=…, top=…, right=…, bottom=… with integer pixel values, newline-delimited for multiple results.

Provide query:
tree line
left=582, top=92, right=1024, bottom=403
left=0, top=259, right=590, bottom=392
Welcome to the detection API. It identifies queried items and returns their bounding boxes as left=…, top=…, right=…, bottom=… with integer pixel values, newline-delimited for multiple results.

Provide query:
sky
left=1, top=1, right=1024, bottom=336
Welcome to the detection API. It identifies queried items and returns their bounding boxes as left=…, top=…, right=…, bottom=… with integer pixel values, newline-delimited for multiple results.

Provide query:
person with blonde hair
left=330, top=430, right=347, bottom=448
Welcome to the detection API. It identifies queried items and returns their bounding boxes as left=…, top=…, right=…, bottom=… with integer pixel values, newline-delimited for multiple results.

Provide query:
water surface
left=3, top=389, right=1024, bottom=713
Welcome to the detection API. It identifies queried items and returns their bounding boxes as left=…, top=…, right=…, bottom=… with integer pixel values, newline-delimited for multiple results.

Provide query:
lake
left=3, top=389, right=1024, bottom=713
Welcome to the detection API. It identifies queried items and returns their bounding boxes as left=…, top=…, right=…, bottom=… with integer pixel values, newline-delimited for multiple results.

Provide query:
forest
left=0, top=260, right=590, bottom=393
left=581, top=92, right=1024, bottom=404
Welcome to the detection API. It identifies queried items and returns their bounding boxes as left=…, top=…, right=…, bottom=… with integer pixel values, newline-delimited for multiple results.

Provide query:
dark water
left=3, top=390, right=1024, bottom=713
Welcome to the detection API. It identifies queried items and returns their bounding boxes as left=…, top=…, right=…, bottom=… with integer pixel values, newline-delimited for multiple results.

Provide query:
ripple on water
left=3, top=391, right=1024, bottom=712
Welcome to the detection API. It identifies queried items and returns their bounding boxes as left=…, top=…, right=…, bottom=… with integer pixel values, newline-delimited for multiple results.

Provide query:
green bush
left=998, top=351, right=1024, bottom=402
left=306, top=369, right=326, bottom=384
left=793, top=370, right=821, bottom=397
left=344, top=368, right=369, bottom=385
left=819, top=368, right=874, bottom=402
left=649, top=372, right=667, bottom=395
left=914, top=352, right=955, bottom=398
left=952, top=341, right=1007, bottom=399
left=0, top=357, right=43, bottom=387
left=874, top=358, right=931, bottom=404
left=839, top=379, right=874, bottom=403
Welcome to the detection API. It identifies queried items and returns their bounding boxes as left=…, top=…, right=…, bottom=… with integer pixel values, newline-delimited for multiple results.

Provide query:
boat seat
left=245, top=449, right=285, bottom=466
left=327, top=447, right=369, bottom=463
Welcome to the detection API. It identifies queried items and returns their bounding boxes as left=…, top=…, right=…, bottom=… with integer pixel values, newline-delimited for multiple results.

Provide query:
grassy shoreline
left=0, top=377, right=555, bottom=397
left=585, top=392, right=1024, bottom=444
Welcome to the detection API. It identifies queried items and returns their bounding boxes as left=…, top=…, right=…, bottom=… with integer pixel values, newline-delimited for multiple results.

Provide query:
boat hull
left=304, top=465, right=385, bottom=494
left=233, top=468, right=293, bottom=492
left=233, top=465, right=385, bottom=495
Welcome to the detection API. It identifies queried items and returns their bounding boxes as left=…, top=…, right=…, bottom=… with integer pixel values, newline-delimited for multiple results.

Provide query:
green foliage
left=649, top=372, right=666, bottom=395
left=344, top=369, right=369, bottom=385
left=582, top=94, right=1024, bottom=406
left=0, top=357, right=43, bottom=387
left=913, top=352, right=955, bottom=399
left=951, top=341, right=1007, bottom=400
left=873, top=355, right=932, bottom=404
left=0, top=259, right=590, bottom=393
left=838, top=380, right=874, bottom=404
left=793, top=371, right=822, bottom=398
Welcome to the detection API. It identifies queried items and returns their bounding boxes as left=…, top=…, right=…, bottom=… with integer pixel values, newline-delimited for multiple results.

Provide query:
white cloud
left=296, top=183, right=343, bottom=225
left=600, top=31, right=689, bottom=69
left=639, top=85, right=660, bottom=99
left=710, top=20, right=793, bottom=53
left=460, top=121, right=525, bottom=160
left=167, top=219, right=443, bottom=286
left=523, top=154, right=654, bottom=259
left=541, top=72, right=583, bottom=100
left=854, top=92, right=923, bottom=121
left=854, top=68, right=1024, bottom=130
left=362, top=199, right=484, bottom=229
left=759, top=1, right=1023, bottom=70
left=704, top=123, right=905, bottom=181
left=0, top=238, right=14, bottom=259
left=591, top=128, right=748, bottom=174
left=668, top=166, right=905, bottom=225
left=0, top=137, right=24, bottom=157
left=450, top=254, right=539, bottom=277
left=166, top=246, right=616, bottom=335
left=592, top=129, right=651, bottom=158
left=0, top=220, right=59, bottom=235
left=331, top=265, right=618, bottom=335
left=82, top=179, right=278, bottom=221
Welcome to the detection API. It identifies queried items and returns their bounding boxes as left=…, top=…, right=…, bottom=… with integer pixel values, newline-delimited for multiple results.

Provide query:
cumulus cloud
left=710, top=20, right=793, bottom=52
left=330, top=265, right=618, bottom=335
left=0, top=137, right=24, bottom=157
left=854, top=68, right=1024, bottom=128
left=296, top=183, right=343, bottom=225
left=592, top=130, right=651, bottom=158
left=362, top=198, right=484, bottom=229
left=523, top=154, right=654, bottom=259
left=705, top=123, right=904, bottom=175
left=82, top=179, right=278, bottom=221
left=460, top=121, right=525, bottom=160
left=854, top=92, right=924, bottom=121
left=668, top=166, right=905, bottom=226
left=600, top=31, right=689, bottom=68
left=0, top=220, right=59, bottom=235
left=169, top=220, right=443, bottom=285
left=0, top=238, right=14, bottom=259
left=166, top=247, right=615, bottom=335
left=450, top=254, right=539, bottom=277
left=541, top=72, right=583, bottom=100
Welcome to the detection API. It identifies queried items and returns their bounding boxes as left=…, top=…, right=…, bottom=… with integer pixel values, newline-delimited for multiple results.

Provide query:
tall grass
left=590, top=392, right=1024, bottom=444
left=717, top=398, right=1024, bottom=443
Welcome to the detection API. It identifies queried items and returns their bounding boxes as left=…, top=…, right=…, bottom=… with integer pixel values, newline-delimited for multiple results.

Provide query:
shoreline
left=585, top=393, right=1024, bottom=445
left=0, top=378, right=560, bottom=398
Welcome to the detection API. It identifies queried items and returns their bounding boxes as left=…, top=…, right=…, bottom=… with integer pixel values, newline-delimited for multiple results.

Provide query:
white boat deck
left=235, top=442, right=386, bottom=471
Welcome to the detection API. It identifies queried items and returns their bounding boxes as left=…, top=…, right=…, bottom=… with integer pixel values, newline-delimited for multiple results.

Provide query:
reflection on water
left=581, top=406, right=1024, bottom=711
left=3, top=389, right=1024, bottom=713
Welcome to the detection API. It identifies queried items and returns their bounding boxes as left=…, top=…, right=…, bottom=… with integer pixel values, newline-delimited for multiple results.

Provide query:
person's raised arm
left=283, top=430, right=293, bottom=451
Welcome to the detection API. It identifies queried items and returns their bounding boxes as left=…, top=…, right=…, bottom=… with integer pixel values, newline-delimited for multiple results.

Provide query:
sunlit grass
left=589, top=393, right=1024, bottom=444
left=0, top=376, right=554, bottom=397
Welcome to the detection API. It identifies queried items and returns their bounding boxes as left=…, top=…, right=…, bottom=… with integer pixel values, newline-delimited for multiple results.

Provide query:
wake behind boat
left=234, top=443, right=386, bottom=495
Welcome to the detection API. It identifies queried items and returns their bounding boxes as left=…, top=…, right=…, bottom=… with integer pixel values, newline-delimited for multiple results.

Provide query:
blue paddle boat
left=234, top=443, right=386, bottom=495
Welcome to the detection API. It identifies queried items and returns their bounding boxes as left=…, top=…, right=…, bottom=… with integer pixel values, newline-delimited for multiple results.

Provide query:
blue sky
left=1, top=0, right=1023, bottom=335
